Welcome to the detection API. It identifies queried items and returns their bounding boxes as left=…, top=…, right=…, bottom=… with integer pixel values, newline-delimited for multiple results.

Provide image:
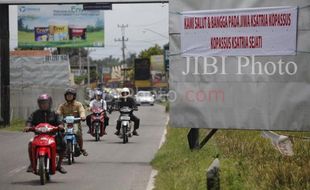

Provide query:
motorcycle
left=118, top=106, right=136, bottom=144
left=28, top=123, right=61, bottom=185
left=90, top=107, right=106, bottom=141
left=63, top=116, right=81, bottom=165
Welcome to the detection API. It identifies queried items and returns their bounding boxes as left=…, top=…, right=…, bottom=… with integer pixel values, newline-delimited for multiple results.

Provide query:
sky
left=9, top=3, right=169, bottom=60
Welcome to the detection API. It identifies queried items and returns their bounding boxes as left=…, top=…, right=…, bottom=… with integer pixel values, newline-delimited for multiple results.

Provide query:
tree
left=89, top=69, right=98, bottom=83
left=18, top=18, right=25, bottom=31
left=138, top=44, right=163, bottom=59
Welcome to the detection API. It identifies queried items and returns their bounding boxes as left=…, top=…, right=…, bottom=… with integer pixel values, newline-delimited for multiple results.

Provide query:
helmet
left=121, top=87, right=130, bottom=98
left=95, top=90, right=103, bottom=98
left=37, top=94, right=52, bottom=110
left=64, top=88, right=76, bottom=101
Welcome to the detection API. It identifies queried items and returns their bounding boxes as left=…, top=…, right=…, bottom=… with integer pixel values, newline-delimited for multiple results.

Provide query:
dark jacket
left=26, top=109, right=62, bottom=127
left=113, top=97, right=137, bottom=110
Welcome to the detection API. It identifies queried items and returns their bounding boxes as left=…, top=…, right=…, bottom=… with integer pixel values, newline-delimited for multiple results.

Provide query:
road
left=0, top=104, right=167, bottom=190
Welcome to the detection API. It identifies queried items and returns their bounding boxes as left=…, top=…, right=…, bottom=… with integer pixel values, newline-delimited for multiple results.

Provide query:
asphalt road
left=0, top=104, right=167, bottom=190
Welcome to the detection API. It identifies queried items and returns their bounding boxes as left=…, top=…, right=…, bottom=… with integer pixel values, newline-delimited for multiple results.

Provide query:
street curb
left=146, top=115, right=169, bottom=190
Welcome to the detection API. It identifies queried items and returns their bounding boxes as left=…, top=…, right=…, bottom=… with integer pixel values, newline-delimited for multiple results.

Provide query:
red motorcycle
left=90, top=107, right=106, bottom=141
left=28, top=123, right=61, bottom=185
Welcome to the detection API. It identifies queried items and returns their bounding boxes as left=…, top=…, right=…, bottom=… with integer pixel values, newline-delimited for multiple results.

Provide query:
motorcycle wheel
left=39, top=156, right=46, bottom=185
left=95, top=126, right=100, bottom=141
left=67, top=141, right=73, bottom=165
left=122, top=126, right=128, bottom=144
left=72, top=145, right=75, bottom=163
left=46, top=170, right=50, bottom=181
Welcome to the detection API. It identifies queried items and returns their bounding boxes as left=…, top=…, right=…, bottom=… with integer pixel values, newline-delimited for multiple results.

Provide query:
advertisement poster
left=181, top=6, right=297, bottom=56
left=18, top=4, right=105, bottom=48
left=150, top=55, right=166, bottom=83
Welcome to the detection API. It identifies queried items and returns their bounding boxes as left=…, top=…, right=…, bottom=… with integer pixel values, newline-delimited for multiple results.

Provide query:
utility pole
left=115, top=24, right=128, bottom=86
left=79, top=48, right=82, bottom=76
left=86, top=48, right=96, bottom=88
left=87, top=52, right=90, bottom=87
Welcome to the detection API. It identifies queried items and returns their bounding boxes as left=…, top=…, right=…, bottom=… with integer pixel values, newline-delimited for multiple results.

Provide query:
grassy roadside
left=156, top=101, right=169, bottom=112
left=0, top=119, right=25, bottom=132
left=151, top=127, right=310, bottom=190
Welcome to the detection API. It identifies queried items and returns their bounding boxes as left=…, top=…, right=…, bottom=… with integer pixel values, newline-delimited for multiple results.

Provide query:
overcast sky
left=9, top=3, right=169, bottom=60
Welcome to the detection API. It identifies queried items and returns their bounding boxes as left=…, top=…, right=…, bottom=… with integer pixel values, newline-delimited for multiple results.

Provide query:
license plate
left=120, top=116, right=130, bottom=120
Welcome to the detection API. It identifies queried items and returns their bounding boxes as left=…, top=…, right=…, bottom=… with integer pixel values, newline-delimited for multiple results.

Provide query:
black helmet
left=37, top=93, right=52, bottom=110
left=64, top=88, right=77, bottom=101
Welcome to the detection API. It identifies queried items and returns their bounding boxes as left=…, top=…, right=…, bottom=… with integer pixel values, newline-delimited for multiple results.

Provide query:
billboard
left=181, top=6, right=297, bottom=56
left=170, top=0, right=310, bottom=131
left=0, top=0, right=168, bottom=4
left=134, top=58, right=150, bottom=80
left=18, top=4, right=105, bottom=48
left=150, top=55, right=166, bottom=83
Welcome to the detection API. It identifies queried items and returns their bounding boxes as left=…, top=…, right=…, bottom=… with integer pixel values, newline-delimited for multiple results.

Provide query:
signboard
left=134, top=58, right=150, bottom=80
left=170, top=1, right=310, bottom=131
left=102, top=67, right=111, bottom=74
left=181, top=6, right=297, bottom=56
left=150, top=55, right=166, bottom=83
left=18, top=4, right=105, bottom=48
left=135, top=80, right=152, bottom=88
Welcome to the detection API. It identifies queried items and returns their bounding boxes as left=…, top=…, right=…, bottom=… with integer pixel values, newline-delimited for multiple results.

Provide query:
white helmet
left=121, top=87, right=130, bottom=98
left=95, top=90, right=103, bottom=98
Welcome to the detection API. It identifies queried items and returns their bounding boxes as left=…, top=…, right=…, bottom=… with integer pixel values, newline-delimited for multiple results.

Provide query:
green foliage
left=138, top=44, right=163, bottom=59
left=91, top=55, right=122, bottom=67
left=0, top=119, right=25, bottom=132
left=152, top=127, right=221, bottom=190
left=86, top=25, right=103, bottom=32
left=152, top=128, right=310, bottom=190
left=74, top=75, right=87, bottom=85
left=215, top=130, right=310, bottom=190
left=89, top=69, right=98, bottom=83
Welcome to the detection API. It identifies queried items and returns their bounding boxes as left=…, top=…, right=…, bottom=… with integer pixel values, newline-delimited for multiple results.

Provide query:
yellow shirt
left=57, top=101, right=86, bottom=118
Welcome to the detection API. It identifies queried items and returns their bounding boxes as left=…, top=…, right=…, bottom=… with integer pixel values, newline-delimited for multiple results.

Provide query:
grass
left=18, top=31, right=104, bottom=48
left=156, top=101, right=169, bottom=112
left=151, top=127, right=310, bottom=190
left=0, top=119, right=25, bottom=132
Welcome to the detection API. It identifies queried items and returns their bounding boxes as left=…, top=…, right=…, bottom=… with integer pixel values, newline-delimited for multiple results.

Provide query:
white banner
left=180, top=6, right=297, bottom=56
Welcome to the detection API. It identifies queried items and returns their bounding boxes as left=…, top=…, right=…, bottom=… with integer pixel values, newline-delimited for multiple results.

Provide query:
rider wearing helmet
left=24, top=94, right=67, bottom=174
left=112, top=87, right=140, bottom=136
left=57, top=88, right=88, bottom=156
left=86, top=90, right=109, bottom=134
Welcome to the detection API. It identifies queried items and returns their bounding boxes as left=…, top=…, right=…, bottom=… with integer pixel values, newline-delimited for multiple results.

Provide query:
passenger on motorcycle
left=86, top=90, right=109, bottom=134
left=112, top=87, right=140, bottom=136
left=24, top=94, right=67, bottom=174
left=57, top=88, right=88, bottom=156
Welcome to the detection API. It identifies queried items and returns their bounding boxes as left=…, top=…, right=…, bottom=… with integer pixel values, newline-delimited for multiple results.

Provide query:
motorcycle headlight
left=64, top=116, right=75, bottom=124
left=36, top=126, right=50, bottom=133
left=122, top=121, right=129, bottom=126
left=120, top=116, right=130, bottom=120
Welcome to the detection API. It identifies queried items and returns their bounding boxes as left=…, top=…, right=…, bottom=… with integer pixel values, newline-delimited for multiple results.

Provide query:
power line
left=130, top=18, right=167, bottom=28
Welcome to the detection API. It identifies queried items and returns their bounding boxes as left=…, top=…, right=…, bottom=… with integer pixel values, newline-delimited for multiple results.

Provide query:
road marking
left=8, top=165, right=27, bottom=177
left=146, top=169, right=158, bottom=190
left=146, top=115, right=169, bottom=190
left=158, top=115, right=169, bottom=149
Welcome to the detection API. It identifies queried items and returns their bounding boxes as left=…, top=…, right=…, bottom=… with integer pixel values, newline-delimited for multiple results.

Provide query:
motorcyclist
left=24, top=94, right=67, bottom=174
left=86, top=90, right=109, bottom=134
left=112, top=87, right=140, bottom=136
left=57, top=88, right=88, bottom=156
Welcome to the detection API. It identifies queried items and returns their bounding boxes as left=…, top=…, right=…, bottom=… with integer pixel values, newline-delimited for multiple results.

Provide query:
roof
left=10, top=50, right=52, bottom=57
